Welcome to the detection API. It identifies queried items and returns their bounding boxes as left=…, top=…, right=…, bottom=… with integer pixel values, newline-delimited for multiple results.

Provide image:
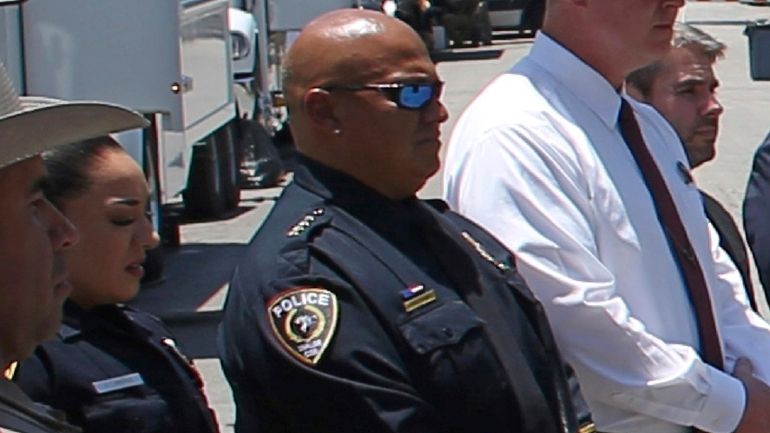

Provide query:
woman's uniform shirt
left=13, top=301, right=219, bottom=433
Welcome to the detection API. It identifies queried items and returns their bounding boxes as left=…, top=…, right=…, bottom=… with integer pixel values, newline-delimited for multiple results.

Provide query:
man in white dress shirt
left=443, top=1, right=770, bottom=432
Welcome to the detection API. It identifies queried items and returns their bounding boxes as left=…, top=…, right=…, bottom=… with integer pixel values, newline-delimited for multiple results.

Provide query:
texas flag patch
left=267, top=287, right=339, bottom=365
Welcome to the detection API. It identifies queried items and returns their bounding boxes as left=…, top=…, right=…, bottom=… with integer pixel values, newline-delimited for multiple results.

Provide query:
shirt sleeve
left=444, top=126, right=745, bottom=433
left=707, top=216, right=770, bottom=385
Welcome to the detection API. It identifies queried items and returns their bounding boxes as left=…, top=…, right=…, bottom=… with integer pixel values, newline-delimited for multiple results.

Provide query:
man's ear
left=304, top=89, right=341, bottom=134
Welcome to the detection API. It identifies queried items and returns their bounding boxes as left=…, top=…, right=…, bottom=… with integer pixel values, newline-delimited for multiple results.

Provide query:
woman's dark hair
left=42, top=136, right=124, bottom=206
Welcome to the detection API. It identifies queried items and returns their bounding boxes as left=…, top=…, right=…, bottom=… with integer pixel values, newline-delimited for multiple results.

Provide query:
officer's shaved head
left=283, top=9, right=427, bottom=114
left=278, top=8, right=445, bottom=200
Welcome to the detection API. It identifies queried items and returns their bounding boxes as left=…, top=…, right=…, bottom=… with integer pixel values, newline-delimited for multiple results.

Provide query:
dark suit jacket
left=743, top=131, right=770, bottom=305
left=701, top=191, right=756, bottom=310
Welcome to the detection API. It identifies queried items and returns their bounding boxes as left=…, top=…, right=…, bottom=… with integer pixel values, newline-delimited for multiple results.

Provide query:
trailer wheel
left=183, top=121, right=240, bottom=218
left=217, top=121, right=242, bottom=210
left=143, top=248, right=165, bottom=285
left=141, top=119, right=167, bottom=285
left=183, top=139, right=227, bottom=217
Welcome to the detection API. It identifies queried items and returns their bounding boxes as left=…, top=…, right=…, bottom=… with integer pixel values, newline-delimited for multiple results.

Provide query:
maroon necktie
left=618, top=98, right=723, bottom=371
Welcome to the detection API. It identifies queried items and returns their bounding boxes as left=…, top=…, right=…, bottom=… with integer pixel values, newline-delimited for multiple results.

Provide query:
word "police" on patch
left=267, top=287, right=338, bottom=365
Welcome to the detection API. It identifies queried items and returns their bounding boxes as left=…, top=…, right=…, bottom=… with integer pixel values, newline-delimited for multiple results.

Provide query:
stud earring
left=333, top=129, right=341, bottom=135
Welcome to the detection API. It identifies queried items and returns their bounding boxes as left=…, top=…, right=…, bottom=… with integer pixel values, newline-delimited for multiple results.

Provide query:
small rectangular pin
left=401, top=285, right=437, bottom=312
left=92, top=372, right=144, bottom=394
left=400, top=284, right=426, bottom=301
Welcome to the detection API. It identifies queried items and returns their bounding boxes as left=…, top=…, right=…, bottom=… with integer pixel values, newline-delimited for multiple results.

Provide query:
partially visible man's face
left=0, top=156, right=77, bottom=363
left=593, top=0, right=684, bottom=71
left=646, top=46, right=723, bottom=167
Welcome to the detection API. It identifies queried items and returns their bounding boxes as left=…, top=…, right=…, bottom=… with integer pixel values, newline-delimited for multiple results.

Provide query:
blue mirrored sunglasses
left=321, top=81, right=444, bottom=110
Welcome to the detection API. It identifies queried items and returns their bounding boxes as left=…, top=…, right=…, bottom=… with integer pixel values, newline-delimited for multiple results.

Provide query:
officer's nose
left=420, top=96, right=448, bottom=125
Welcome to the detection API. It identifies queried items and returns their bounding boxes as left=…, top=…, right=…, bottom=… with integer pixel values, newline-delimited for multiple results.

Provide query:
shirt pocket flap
left=399, top=301, right=484, bottom=355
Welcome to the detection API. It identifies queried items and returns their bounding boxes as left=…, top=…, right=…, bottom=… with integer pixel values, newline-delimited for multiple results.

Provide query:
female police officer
left=12, top=137, right=219, bottom=433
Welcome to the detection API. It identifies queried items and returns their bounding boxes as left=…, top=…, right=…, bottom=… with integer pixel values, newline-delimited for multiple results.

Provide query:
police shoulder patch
left=267, top=287, right=338, bottom=366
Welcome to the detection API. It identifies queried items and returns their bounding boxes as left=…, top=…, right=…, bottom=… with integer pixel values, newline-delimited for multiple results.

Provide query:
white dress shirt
left=443, top=32, right=770, bottom=433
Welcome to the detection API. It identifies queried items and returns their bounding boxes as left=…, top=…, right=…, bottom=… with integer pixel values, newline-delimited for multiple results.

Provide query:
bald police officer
left=218, top=9, right=587, bottom=433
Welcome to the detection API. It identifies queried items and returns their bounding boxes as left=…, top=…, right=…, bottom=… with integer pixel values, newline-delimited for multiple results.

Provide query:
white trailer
left=0, top=0, right=245, bottom=230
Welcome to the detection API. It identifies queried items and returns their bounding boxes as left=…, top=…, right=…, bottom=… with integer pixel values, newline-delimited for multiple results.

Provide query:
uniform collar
left=60, top=300, right=148, bottom=340
left=292, top=154, right=424, bottom=238
left=293, top=154, right=418, bottom=214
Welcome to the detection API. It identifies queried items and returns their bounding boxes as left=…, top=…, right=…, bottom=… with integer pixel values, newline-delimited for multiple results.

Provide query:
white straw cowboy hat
left=0, top=62, right=148, bottom=169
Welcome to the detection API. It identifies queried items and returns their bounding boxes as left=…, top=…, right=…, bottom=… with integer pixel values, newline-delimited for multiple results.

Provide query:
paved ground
left=129, top=3, right=770, bottom=431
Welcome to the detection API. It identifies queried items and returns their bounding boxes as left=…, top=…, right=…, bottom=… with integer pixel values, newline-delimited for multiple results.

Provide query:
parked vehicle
left=0, top=0, right=254, bottom=280
left=2, top=0, right=249, bottom=219
left=435, top=0, right=493, bottom=47
left=229, top=4, right=258, bottom=83
left=238, top=0, right=356, bottom=147
left=486, top=0, right=544, bottom=32
left=427, top=0, right=542, bottom=47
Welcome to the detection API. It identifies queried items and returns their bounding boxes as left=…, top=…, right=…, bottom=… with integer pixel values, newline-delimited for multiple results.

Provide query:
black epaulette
left=459, top=231, right=512, bottom=273
left=425, top=198, right=512, bottom=273
left=278, top=207, right=332, bottom=277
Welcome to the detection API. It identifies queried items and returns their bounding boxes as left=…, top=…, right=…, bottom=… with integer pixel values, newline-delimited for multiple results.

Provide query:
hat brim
left=0, top=98, right=148, bottom=169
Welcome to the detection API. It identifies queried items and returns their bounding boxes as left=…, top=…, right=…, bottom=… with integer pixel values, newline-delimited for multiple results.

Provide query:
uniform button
left=416, top=345, right=426, bottom=354
left=442, top=327, right=454, bottom=338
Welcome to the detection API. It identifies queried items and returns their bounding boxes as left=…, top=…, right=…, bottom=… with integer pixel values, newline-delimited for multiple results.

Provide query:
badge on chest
left=267, top=287, right=339, bottom=366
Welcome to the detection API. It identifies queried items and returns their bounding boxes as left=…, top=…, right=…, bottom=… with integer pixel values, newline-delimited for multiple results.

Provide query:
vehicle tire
left=183, top=120, right=242, bottom=217
left=142, top=247, right=165, bottom=285
left=143, top=210, right=179, bottom=285
left=183, top=135, right=228, bottom=218
left=216, top=121, right=241, bottom=210
left=521, top=0, right=544, bottom=31
left=141, top=121, right=166, bottom=285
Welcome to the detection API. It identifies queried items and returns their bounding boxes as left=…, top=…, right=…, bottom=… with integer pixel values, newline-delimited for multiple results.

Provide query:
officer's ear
left=304, top=88, right=342, bottom=135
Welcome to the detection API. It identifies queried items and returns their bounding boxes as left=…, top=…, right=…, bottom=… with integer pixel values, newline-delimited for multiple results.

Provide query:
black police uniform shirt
left=219, top=155, right=581, bottom=433
left=14, top=301, right=219, bottom=433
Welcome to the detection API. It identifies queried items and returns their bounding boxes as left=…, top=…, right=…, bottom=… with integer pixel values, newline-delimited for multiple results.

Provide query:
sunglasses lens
left=399, top=84, right=434, bottom=109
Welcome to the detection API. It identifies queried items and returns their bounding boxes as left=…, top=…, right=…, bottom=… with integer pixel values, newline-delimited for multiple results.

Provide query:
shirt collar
left=527, top=31, right=623, bottom=130
left=61, top=300, right=148, bottom=339
left=293, top=154, right=418, bottom=222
